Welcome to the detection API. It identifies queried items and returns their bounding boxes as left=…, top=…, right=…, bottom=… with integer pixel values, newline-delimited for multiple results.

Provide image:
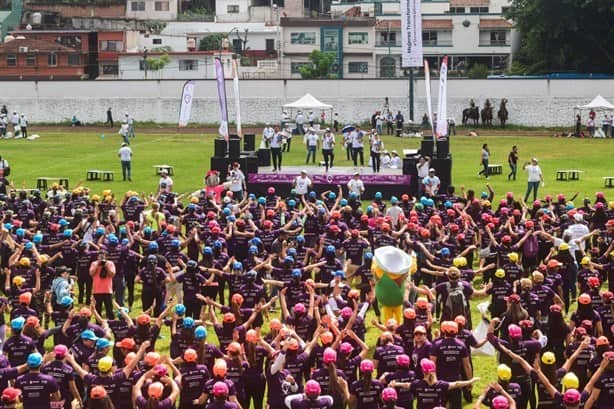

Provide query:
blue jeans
left=524, top=181, right=540, bottom=202
left=121, top=160, right=131, bottom=180
left=306, top=146, right=317, bottom=163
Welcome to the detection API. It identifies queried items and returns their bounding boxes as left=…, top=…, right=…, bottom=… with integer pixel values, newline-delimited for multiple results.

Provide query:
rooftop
left=479, top=18, right=513, bottom=28
left=0, top=38, right=78, bottom=53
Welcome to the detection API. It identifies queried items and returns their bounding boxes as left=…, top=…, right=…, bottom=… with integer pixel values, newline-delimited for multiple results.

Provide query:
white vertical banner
left=400, top=0, right=423, bottom=68
left=232, top=59, right=242, bottom=137
left=424, top=59, right=434, bottom=137
left=436, top=56, right=448, bottom=138
left=178, top=80, right=195, bottom=127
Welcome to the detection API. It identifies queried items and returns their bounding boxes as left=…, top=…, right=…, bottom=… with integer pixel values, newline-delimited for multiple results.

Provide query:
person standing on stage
left=295, top=111, right=305, bottom=135
left=370, top=131, right=384, bottom=173
left=351, top=126, right=365, bottom=169
left=268, top=126, right=284, bottom=172
left=305, top=128, right=319, bottom=164
left=322, top=128, right=335, bottom=172
left=262, top=123, right=274, bottom=148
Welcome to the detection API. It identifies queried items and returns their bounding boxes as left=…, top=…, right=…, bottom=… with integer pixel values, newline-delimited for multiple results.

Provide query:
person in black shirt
left=508, top=146, right=519, bottom=181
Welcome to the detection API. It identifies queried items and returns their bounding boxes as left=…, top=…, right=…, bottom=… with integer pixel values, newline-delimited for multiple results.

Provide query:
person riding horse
left=462, top=99, right=479, bottom=126
left=498, top=98, right=509, bottom=127
left=481, top=99, right=493, bottom=126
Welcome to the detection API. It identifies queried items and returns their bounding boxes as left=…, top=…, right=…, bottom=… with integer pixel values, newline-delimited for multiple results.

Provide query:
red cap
left=547, top=259, right=562, bottom=269
left=115, top=338, right=136, bottom=350
left=505, top=294, right=520, bottom=303
left=1, top=387, right=21, bottom=403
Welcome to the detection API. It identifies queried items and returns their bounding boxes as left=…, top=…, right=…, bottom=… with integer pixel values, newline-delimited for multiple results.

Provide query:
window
left=232, top=39, right=242, bottom=54
left=47, top=52, right=57, bottom=66
left=6, top=54, right=16, bottom=67
left=26, top=54, right=36, bottom=66
left=68, top=54, right=80, bottom=66
left=291, top=62, right=311, bottom=74
left=179, top=60, right=198, bottom=71
left=348, top=32, right=368, bottom=45
left=290, top=32, right=316, bottom=45
left=155, top=1, right=169, bottom=11
left=131, top=1, right=145, bottom=10
left=227, top=4, right=240, bottom=13
left=265, top=38, right=275, bottom=52
left=152, top=38, right=162, bottom=45
left=422, top=31, right=438, bottom=45
left=501, top=6, right=510, bottom=14
left=470, top=6, right=488, bottom=13
left=379, top=31, right=397, bottom=45
left=139, top=60, right=149, bottom=71
left=100, top=40, right=123, bottom=52
left=490, top=31, right=507, bottom=45
left=56, top=35, right=82, bottom=50
left=348, top=61, right=368, bottom=73
left=449, top=7, right=465, bottom=13
left=102, top=64, right=119, bottom=75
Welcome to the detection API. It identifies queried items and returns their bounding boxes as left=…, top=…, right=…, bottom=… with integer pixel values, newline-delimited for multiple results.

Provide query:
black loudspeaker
left=402, top=158, right=418, bottom=176
left=431, top=155, right=453, bottom=193
left=238, top=154, right=258, bottom=175
left=210, top=156, right=229, bottom=181
left=228, top=138, right=241, bottom=159
left=257, top=149, right=271, bottom=167
left=214, top=138, right=227, bottom=157
left=243, top=134, right=256, bottom=152
left=420, top=138, right=434, bottom=157
left=436, top=138, right=449, bottom=159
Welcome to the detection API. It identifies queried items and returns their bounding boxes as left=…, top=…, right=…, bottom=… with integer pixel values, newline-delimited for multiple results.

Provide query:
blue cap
left=183, top=317, right=195, bottom=328
left=11, top=316, right=25, bottom=330
left=81, top=330, right=98, bottom=341
left=287, top=248, right=297, bottom=256
left=340, top=199, right=348, bottom=206
left=16, top=228, right=25, bottom=237
left=213, top=240, right=222, bottom=249
left=27, top=352, right=43, bottom=368
left=296, top=235, right=305, bottom=243
left=444, top=201, right=453, bottom=209
left=364, top=252, right=373, bottom=260
left=334, top=270, right=346, bottom=278
left=121, top=238, right=129, bottom=246
left=33, top=234, right=43, bottom=244
left=425, top=199, right=434, bottom=207
left=326, top=245, right=335, bottom=254
left=309, top=191, right=317, bottom=198
left=95, top=227, right=105, bottom=236
left=390, top=196, right=398, bottom=204
left=148, top=242, right=159, bottom=251
left=328, top=192, right=336, bottom=200
left=288, top=199, right=296, bottom=207
left=171, top=239, right=181, bottom=248
left=375, top=192, right=382, bottom=199
left=227, top=215, right=236, bottom=223
left=63, top=229, right=73, bottom=238
left=3, top=223, right=12, bottom=231
left=258, top=197, right=266, bottom=205
left=292, top=268, right=302, bottom=278
left=24, top=242, right=33, bottom=250
left=60, top=296, right=74, bottom=307
left=144, top=226, right=152, bottom=235
left=223, top=208, right=231, bottom=216
left=59, top=219, right=69, bottom=227
left=118, top=226, right=126, bottom=234
left=349, top=192, right=357, bottom=199
left=233, top=261, right=243, bottom=270
left=108, top=234, right=118, bottom=245
left=249, top=245, right=258, bottom=254
left=203, top=246, right=213, bottom=255
left=440, top=247, right=451, bottom=256
left=480, top=191, right=488, bottom=199
left=175, top=304, right=186, bottom=316
left=366, top=206, right=373, bottom=214
left=248, top=193, right=256, bottom=199
left=95, top=338, right=111, bottom=350
left=246, top=270, right=257, bottom=279
left=284, top=256, right=294, bottom=264
left=116, top=306, right=129, bottom=319
left=249, top=237, right=262, bottom=246
left=195, top=325, right=207, bottom=340
left=187, top=260, right=198, bottom=268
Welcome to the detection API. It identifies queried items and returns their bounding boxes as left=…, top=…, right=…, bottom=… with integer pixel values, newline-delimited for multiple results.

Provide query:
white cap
left=429, top=168, right=435, bottom=172
left=574, top=213, right=584, bottom=222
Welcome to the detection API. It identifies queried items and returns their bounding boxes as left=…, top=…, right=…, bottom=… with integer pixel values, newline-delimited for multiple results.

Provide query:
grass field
left=5, top=129, right=614, bottom=407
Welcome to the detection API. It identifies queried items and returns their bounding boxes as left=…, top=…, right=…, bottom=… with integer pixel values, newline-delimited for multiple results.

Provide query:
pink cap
left=396, top=354, right=410, bottom=367
left=508, top=324, right=522, bottom=339
left=420, top=358, right=436, bottom=374
left=293, top=303, right=306, bottom=314
left=381, top=387, right=398, bottom=402
left=360, top=359, right=374, bottom=373
left=339, top=342, right=354, bottom=355
left=323, top=347, right=337, bottom=364
left=340, top=307, right=353, bottom=319
left=563, top=389, right=581, bottom=404
left=305, top=380, right=321, bottom=397
left=54, top=344, right=68, bottom=358
left=492, top=396, right=509, bottom=409
left=213, top=381, right=229, bottom=397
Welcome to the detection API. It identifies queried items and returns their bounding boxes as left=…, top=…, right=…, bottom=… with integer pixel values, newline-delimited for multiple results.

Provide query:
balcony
left=423, top=39, right=453, bottom=46
left=375, top=40, right=401, bottom=47
left=478, top=40, right=510, bottom=47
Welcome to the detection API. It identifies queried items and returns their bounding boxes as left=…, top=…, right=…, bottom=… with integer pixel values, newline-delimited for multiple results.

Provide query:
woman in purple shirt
left=133, top=371, right=180, bottom=409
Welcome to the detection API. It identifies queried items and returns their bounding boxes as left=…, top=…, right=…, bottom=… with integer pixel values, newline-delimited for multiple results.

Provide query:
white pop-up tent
left=575, top=95, right=614, bottom=111
left=283, top=93, right=333, bottom=110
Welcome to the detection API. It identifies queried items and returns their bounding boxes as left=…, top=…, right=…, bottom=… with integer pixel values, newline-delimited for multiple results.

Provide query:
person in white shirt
left=386, top=197, right=404, bottom=227
left=18, top=114, right=28, bottom=139
left=117, top=143, right=133, bottom=181
left=281, top=111, right=290, bottom=128
left=267, top=127, right=284, bottom=171
left=295, top=111, right=305, bottom=135
left=381, top=151, right=391, bottom=168
left=321, top=128, right=335, bottom=172
left=522, top=157, right=544, bottom=202
left=308, top=111, right=315, bottom=127
left=293, top=170, right=312, bottom=196
left=263, top=123, right=274, bottom=148
left=416, top=156, right=431, bottom=195
left=0, top=115, right=7, bottom=138
left=305, top=128, right=319, bottom=164
left=158, top=170, right=173, bottom=193
left=423, top=168, right=440, bottom=197
left=343, top=130, right=352, bottom=161
left=369, top=132, right=384, bottom=173
left=227, top=162, right=247, bottom=201
left=563, top=213, right=590, bottom=259
left=126, top=113, right=135, bottom=138
left=351, top=127, right=365, bottom=168
left=390, top=150, right=402, bottom=169
left=347, top=173, right=365, bottom=198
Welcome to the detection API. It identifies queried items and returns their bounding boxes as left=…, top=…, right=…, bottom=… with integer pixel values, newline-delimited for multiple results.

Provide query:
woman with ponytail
left=133, top=370, right=180, bottom=409
left=348, top=359, right=383, bottom=409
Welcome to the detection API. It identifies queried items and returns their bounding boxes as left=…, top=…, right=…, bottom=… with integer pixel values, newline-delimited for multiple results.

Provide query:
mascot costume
left=372, top=246, right=416, bottom=324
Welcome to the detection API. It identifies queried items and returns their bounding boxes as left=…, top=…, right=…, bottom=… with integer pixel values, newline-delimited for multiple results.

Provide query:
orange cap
left=136, top=314, right=151, bottom=325
left=19, top=292, right=32, bottom=305
left=231, top=293, right=244, bottom=305
left=144, top=352, right=161, bottom=367
left=226, top=342, right=241, bottom=354
left=597, top=336, right=610, bottom=347
left=79, top=307, right=92, bottom=317
left=90, top=386, right=107, bottom=399
left=578, top=294, right=592, bottom=305
left=213, top=359, right=227, bottom=377
left=320, top=331, right=334, bottom=344
left=184, top=348, right=198, bottom=362
left=269, top=318, right=282, bottom=330
left=246, top=329, right=259, bottom=343
left=148, top=382, right=164, bottom=399
left=223, top=312, right=236, bottom=323
left=25, top=316, right=40, bottom=327
left=404, top=308, right=416, bottom=319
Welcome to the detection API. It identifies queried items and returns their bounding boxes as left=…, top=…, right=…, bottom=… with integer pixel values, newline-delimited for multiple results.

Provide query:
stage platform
left=247, top=166, right=412, bottom=198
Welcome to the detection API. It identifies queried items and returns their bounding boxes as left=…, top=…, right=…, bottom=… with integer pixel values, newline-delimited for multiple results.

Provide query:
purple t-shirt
left=410, top=379, right=450, bottom=409
left=14, top=372, right=60, bottom=409
left=429, top=337, right=468, bottom=381
left=349, top=379, right=383, bottom=409
left=136, top=395, right=174, bottom=409
left=594, top=370, right=614, bottom=408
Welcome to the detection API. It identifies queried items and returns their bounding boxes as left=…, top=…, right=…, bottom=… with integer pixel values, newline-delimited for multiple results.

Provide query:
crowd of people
left=0, top=163, right=613, bottom=409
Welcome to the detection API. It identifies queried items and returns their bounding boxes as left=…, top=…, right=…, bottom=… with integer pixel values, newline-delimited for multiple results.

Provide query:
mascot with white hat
left=372, top=246, right=416, bottom=324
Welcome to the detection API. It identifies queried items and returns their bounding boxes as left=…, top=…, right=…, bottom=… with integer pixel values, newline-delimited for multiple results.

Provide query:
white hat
left=574, top=213, right=583, bottom=222
left=300, top=169, right=307, bottom=174
left=429, top=168, right=435, bottom=172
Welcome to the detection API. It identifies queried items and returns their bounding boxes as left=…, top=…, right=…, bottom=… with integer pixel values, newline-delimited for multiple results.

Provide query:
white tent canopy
left=283, top=93, right=333, bottom=110
left=575, top=95, right=614, bottom=111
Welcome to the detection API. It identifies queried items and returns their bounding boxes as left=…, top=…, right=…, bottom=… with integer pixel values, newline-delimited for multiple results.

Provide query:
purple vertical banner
left=215, top=57, right=229, bottom=141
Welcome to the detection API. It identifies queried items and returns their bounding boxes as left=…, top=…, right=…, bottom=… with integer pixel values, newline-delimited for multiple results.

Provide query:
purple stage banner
left=249, top=173, right=411, bottom=185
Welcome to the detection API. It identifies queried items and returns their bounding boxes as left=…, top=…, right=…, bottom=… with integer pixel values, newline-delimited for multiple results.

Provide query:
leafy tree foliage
left=299, top=50, right=337, bottom=79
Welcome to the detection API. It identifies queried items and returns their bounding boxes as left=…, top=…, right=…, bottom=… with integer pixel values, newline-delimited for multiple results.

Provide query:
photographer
left=89, top=251, right=116, bottom=320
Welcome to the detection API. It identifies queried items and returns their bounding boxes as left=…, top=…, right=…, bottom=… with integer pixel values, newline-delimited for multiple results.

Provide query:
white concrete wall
left=0, top=79, right=612, bottom=126
left=125, top=0, right=178, bottom=20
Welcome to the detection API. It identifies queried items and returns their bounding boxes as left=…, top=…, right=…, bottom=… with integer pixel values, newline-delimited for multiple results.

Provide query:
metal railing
left=479, top=40, right=510, bottom=46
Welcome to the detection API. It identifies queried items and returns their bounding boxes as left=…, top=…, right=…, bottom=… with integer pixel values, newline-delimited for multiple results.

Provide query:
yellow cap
left=497, top=364, right=512, bottom=381
left=562, top=372, right=579, bottom=390
left=19, top=257, right=30, bottom=267
left=12, top=275, right=25, bottom=287
left=541, top=352, right=556, bottom=365
left=507, top=252, right=519, bottom=262
left=453, top=257, right=467, bottom=267
left=495, top=269, right=506, bottom=278
left=581, top=257, right=591, bottom=265
left=559, top=243, right=570, bottom=251
left=98, top=356, right=113, bottom=373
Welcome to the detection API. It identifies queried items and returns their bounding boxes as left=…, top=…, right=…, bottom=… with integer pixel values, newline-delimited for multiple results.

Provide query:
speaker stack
left=431, top=154, right=453, bottom=193
left=210, top=134, right=259, bottom=184
left=436, top=138, right=449, bottom=159
left=420, top=137, right=434, bottom=158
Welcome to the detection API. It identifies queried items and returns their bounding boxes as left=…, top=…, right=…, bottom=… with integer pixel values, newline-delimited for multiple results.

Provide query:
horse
left=481, top=99, right=493, bottom=127
left=462, top=107, right=479, bottom=126
left=498, top=98, right=509, bottom=128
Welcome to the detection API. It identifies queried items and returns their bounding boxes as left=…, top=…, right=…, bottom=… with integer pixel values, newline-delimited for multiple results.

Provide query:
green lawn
left=7, top=129, right=613, bottom=407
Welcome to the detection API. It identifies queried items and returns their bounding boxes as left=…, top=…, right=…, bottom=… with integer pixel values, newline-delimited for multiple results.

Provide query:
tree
left=299, top=50, right=337, bottom=79
left=143, top=54, right=170, bottom=79
left=506, top=0, right=614, bottom=74
left=199, top=33, right=226, bottom=51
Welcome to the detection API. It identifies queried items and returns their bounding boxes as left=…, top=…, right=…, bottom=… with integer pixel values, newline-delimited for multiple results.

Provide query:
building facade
left=117, top=50, right=235, bottom=79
